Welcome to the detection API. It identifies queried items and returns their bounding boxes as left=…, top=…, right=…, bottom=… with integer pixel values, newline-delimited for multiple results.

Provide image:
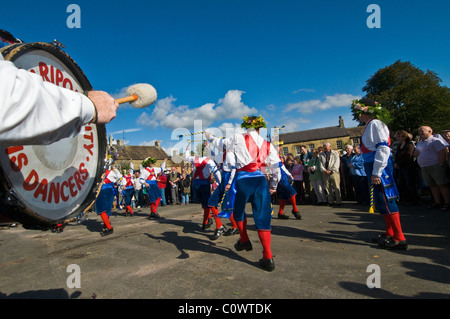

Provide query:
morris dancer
left=276, top=153, right=301, bottom=220
left=185, top=141, right=222, bottom=231
left=206, top=115, right=281, bottom=271
left=351, top=98, right=407, bottom=250
left=121, top=171, right=135, bottom=216
left=140, top=157, right=167, bottom=219
left=207, top=144, right=239, bottom=239
left=95, top=166, right=122, bottom=236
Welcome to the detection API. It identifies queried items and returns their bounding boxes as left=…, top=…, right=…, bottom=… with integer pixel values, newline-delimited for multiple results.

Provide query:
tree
left=359, top=60, right=450, bottom=136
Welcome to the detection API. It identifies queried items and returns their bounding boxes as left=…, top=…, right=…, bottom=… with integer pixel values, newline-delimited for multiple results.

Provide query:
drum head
left=0, top=42, right=106, bottom=229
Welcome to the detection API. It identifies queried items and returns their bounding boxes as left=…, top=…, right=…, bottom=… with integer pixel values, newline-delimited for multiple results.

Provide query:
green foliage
left=358, top=60, right=450, bottom=135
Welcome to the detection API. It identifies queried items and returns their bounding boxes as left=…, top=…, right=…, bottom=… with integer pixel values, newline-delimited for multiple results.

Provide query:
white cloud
left=286, top=93, right=361, bottom=114
left=136, top=90, right=257, bottom=130
left=293, top=88, right=315, bottom=94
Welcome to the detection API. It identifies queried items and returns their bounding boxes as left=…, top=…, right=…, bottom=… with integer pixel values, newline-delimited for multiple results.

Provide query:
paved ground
left=0, top=200, right=449, bottom=301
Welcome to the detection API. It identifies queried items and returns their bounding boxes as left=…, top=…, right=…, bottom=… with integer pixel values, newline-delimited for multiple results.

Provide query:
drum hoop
left=0, top=42, right=107, bottom=229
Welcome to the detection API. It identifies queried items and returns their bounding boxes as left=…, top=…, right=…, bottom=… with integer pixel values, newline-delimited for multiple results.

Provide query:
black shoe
left=101, top=227, right=114, bottom=236
left=383, top=239, right=408, bottom=250
left=234, top=239, right=253, bottom=251
left=259, top=258, right=275, bottom=271
left=212, top=226, right=227, bottom=240
left=277, top=213, right=289, bottom=220
left=292, top=210, right=302, bottom=220
left=149, top=212, right=161, bottom=219
left=202, top=223, right=211, bottom=230
left=372, top=233, right=391, bottom=244
left=224, top=228, right=239, bottom=236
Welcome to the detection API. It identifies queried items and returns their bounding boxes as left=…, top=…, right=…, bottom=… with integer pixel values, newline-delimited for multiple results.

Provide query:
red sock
left=388, top=213, right=406, bottom=241
left=290, top=195, right=299, bottom=212
left=150, top=203, right=155, bottom=213
left=279, top=199, right=286, bottom=214
left=126, top=205, right=134, bottom=215
left=154, top=198, right=161, bottom=212
left=383, top=215, right=394, bottom=237
left=211, top=207, right=223, bottom=228
left=99, top=212, right=112, bottom=229
left=236, top=219, right=249, bottom=242
left=257, top=230, right=272, bottom=259
left=229, top=213, right=238, bottom=229
left=203, top=208, right=211, bottom=225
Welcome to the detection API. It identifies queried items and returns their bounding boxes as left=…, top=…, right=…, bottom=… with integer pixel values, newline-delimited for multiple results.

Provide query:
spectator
left=299, top=145, right=313, bottom=203
left=156, top=172, right=167, bottom=206
left=308, top=149, right=327, bottom=205
left=133, top=170, right=145, bottom=208
left=415, top=126, right=450, bottom=210
left=341, top=145, right=356, bottom=201
left=168, top=166, right=181, bottom=205
left=180, top=169, right=191, bottom=205
left=393, top=130, right=418, bottom=205
left=319, top=142, right=342, bottom=206
left=348, top=145, right=369, bottom=206
left=291, top=157, right=304, bottom=204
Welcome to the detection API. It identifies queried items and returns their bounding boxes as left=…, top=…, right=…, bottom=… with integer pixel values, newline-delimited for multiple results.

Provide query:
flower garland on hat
left=351, top=98, right=392, bottom=125
left=142, top=156, right=157, bottom=167
left=241, top=115, right=267, bottom=129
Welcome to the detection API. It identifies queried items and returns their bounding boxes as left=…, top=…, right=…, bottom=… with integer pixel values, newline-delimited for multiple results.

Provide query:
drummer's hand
left=225, top=184, right=231, bottom=191
left=371, top=175, right=381, bottom=185
left=88, top=91, right=119, bottom=124
left=269, top=188, right=277, bottom=195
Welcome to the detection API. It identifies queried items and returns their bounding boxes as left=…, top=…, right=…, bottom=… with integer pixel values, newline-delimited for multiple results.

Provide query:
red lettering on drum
left=37, top=62, right=74, bottom=91
left=34, top=179, right=49, bottom=202
left=48, top=182, right=60, bottom=204
left=61, top=181, right=69, bottom=202
left=23, top=169, right=39, bottom=191
left=6, top=146, right=28, bottom=172
left=79, top=162, right=88, bottom=181
left=19, top=165, right=90, bottom=203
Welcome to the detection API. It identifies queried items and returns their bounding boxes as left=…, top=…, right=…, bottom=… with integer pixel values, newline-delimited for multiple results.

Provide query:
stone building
left=278, top=116, right=364, bottom=156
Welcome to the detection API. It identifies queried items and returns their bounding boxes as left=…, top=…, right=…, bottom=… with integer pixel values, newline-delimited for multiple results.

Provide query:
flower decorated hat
left=142, top=156, right=157, bottom=167
left=241, top=115, right=267, bottom=130
left=351, top=98, right=392, bottom=124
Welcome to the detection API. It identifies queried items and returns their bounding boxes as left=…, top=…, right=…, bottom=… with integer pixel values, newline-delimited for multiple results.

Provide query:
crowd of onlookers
left=279, top=126, right=450, bottom=211
left=112, top=126, right=450, bottom=213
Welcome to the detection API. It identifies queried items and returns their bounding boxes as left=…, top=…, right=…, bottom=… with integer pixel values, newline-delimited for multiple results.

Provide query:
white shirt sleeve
left=362, top=119, right=391, bottom=177
left=0, top=59, right=95, bottom=146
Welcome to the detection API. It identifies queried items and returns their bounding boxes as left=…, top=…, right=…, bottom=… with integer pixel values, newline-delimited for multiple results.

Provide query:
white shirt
left=0, top=55, right=95, bottom=146
left=139, top=162, right=166, bottom=184
left=208, top=129, right=281, bottom=188
left=361, top=119, right=391, bottom=177
left=185, top=144, right=221, bottom=183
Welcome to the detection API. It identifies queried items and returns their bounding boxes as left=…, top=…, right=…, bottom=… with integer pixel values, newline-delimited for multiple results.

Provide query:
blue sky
left=2, top=0, right=450, bottom=155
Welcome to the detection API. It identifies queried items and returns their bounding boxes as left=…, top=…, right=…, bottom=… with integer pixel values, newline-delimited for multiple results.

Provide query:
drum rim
left=0, top=42, right=107, bottom=229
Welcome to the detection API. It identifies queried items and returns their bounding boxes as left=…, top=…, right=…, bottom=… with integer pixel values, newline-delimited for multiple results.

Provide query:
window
left=308, top=143, right=315, bottom=151
left=336, top=140, right=343, bottom=150
left=352, top=137, right=360, bottom=146
left=295, top=145, right=301, bottom=155
left=282, top=147, right=289, bottom=156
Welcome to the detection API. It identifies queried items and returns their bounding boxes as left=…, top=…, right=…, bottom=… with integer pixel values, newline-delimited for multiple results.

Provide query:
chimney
left=339, top=116, right=344, bottom=128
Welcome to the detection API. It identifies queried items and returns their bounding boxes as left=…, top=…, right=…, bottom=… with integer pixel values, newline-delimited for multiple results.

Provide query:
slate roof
left=117, top=145, right=168, bottom=161
left=279, top=126, right=364, bottom=144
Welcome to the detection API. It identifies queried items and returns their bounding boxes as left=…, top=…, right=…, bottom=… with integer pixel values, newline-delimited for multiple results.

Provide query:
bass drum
left=0, top=42, right=107, bottom=231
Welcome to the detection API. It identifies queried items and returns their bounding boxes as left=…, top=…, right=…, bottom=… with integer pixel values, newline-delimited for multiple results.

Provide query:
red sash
left=238, top=133, right=271, bottom=172
left=193, top=158, right=210, bottom=180
left=104, top=169, right=112, bottom=184
left=145, top=167, right=156, bottom=180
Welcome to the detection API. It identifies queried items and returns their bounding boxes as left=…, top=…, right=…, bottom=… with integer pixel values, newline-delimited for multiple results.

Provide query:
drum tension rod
left=52, top=39, right=66, bottom=49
